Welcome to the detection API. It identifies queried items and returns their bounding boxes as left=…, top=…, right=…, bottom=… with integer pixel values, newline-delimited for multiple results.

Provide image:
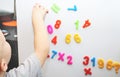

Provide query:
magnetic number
left=83, top=56, right=89, bottom=65
left=54, top=20, right=61, bottom=29
left=91, top=57, right=96, bottom=67
left=106, top=60, right=113, bottom=70
left=47, top=25, right=53, bottom=34
left=98, top=58, right=104, bottom=69
left=51, top=36, right=57, bottom=45
left=51, top=50, right=57, bottom=59
left=65, top=34, right=71, bottom=44
left=74, top=34, right=81, bottom=43
left=113, top=62, right=120, bottom=74
left=67, top=55, right=73, bottom=65
left=83, top=19, right=91, bottom=28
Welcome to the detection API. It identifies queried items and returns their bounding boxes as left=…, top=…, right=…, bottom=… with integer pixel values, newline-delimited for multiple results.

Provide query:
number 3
left=83, top=56, right=89, bottom=65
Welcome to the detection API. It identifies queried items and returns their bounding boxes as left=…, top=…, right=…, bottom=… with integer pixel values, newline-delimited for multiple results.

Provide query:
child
left=0, top=4, right=49, bottom=77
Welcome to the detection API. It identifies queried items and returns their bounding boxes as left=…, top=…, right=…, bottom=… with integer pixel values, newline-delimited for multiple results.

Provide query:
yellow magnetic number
left=98, top=58, right=104, bottom=69
left=65, top=34, right=71, bottom=44
left=106, top=60, right=113, bottom=70
left=113, top=62, right=120, bottom=74
left=74, top=33, right=81, bottom=43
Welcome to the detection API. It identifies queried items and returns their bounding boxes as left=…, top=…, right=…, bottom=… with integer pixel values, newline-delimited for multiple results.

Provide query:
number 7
left=51, top=50, right=57, bottom=59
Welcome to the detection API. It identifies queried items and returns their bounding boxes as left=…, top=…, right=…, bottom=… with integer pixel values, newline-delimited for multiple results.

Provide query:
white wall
left=16, top=0, right=120, bottom=77
left=0, top=0, right=14, bottom=12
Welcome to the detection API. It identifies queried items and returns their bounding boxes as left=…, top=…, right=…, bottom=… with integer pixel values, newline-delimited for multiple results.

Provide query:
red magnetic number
left=83, top=20, right=91, bottom=28
left=54, top=20, right=61, bottom=29
left=83, top=56, right=89, bottom=65
left=51, top=36, right=57, bottom=45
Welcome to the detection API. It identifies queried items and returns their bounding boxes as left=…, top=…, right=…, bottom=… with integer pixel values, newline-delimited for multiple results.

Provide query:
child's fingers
left=34, top=3, right=41, bottom=8
left=45, top=9, right=49, bottom=13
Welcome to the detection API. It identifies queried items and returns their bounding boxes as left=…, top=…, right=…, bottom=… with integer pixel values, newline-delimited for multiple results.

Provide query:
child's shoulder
left=6, top=53, right=42, bottom=77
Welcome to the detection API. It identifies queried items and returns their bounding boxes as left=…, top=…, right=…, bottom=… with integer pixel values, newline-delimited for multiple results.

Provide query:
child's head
left=0, top=30, right=11, bottom=73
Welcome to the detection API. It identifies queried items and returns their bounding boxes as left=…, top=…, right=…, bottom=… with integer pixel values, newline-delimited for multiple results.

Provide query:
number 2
left=67, top=55, right=73, bottom=65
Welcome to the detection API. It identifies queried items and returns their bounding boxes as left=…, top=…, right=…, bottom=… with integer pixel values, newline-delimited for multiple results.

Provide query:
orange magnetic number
left=113, top=62, right=120, bottom=74
left=54, top=20, right=61, bottom=29
left=106, top=60, right=113, bottom=70
left=98, top=58, right=104, bottom=69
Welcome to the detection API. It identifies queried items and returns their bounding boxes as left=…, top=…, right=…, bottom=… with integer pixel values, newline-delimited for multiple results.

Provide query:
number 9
left=106, top=60, right=113, bottom=70
left=98, top=58, right=104, bottom=69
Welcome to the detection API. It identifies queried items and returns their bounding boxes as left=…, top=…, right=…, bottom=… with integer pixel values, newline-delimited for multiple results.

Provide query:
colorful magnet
left=51, top=50, right=57, bottom=59
left=91, top=57, right=96, bottom=67
left=74, top=33, right=81, bottom=43
left=65, top=34, right=72, bottom=44
left=67, top=5, right=77, bottom=11
left=83, top=19, right=91, bottom=28
left=58, top=52, right=65, bottom=62
left=98, top=58, right=104, bottom=69
left=106, top=59, right=113, bottom=70
left=51, top=4, right=61, bottom=13
left=84, top=68, right=92, bottom=75
left=67, top=55, right=73, bottom=65
left=47, top=25, right=53, bottom=34
left=113, top=62, right=120, bottom=74
left=83, top=56, right=89, bottom=66
left=54, top=20, right=61, bottom=29
left=75, top=20, right=79, bottom=30
left=51, top=36, right=57, bottom=45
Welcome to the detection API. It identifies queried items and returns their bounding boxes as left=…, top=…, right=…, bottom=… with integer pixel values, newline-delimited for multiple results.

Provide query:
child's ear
left=0, top=59, right=8, bottom=72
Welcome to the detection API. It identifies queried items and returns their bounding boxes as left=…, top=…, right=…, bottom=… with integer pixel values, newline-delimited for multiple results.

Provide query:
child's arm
left=4, top=4, right=49, bottom=77
left=32, top=4, right=49, bottom=67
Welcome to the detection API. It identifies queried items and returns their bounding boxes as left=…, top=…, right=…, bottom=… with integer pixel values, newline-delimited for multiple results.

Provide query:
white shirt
left=5, top=53, right=42, bottom=77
